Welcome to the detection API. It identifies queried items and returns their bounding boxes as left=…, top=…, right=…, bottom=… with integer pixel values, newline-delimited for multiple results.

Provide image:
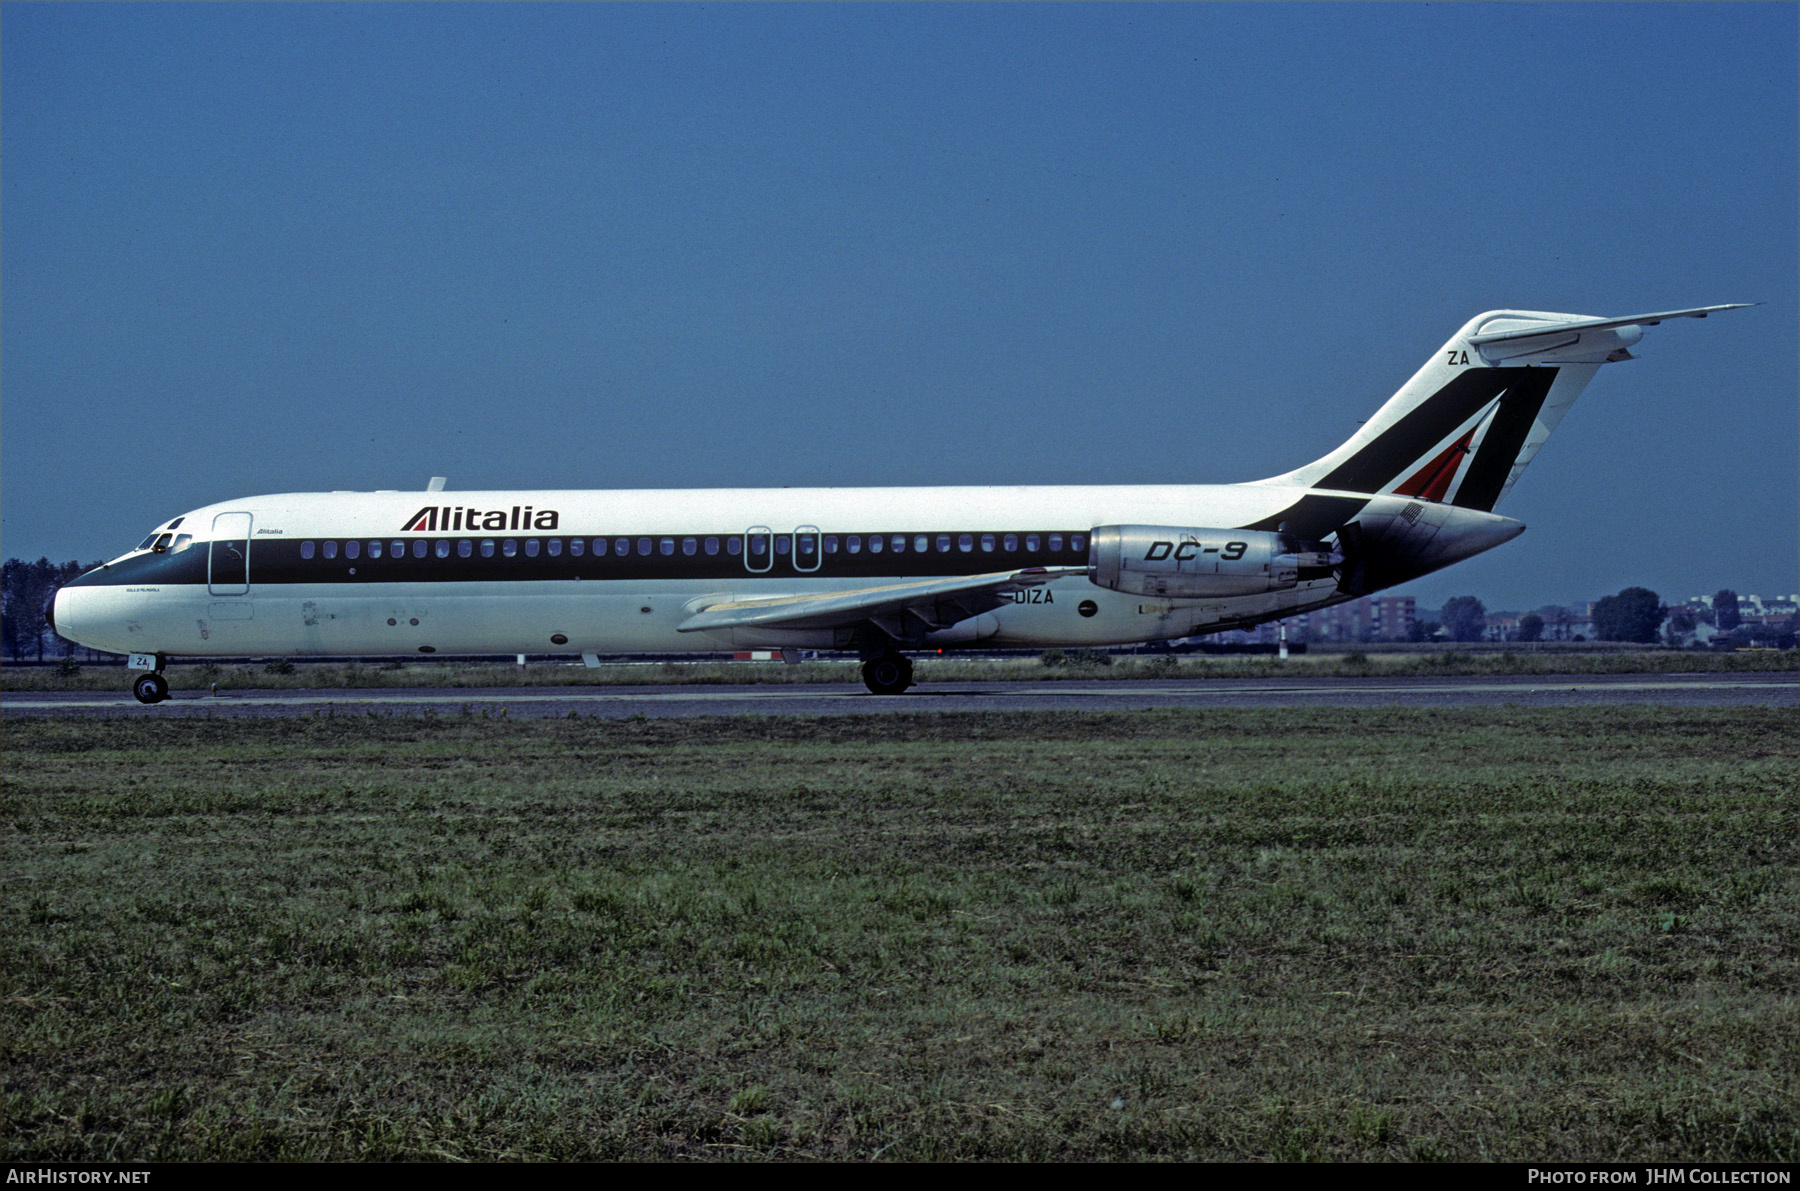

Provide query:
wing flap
left=677, top=567, right=1087, bottom=635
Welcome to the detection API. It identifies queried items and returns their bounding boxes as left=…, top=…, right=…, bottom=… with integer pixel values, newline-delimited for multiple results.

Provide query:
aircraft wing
left=677, top=567, right=1088, bottom=637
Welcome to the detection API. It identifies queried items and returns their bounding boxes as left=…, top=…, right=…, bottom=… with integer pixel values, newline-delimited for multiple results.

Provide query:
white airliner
left=52, top=304, right=1747, bottom=703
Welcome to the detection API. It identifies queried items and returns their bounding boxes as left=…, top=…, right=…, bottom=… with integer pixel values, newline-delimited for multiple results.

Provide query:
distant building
left=1294, top=595, right=1416, bottom=643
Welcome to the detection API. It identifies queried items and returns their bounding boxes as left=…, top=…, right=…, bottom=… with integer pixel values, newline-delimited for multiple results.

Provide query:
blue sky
left=4, top=2, right=1794, bottom=611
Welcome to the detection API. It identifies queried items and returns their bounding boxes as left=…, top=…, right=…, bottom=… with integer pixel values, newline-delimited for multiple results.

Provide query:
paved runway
left=5, top=672, right=1793, bottom=718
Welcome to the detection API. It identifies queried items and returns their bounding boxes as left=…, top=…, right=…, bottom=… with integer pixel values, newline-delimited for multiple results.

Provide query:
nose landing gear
left=132, top=673, right=169, bottom=704
left=128, top=653, right=169, bottom=704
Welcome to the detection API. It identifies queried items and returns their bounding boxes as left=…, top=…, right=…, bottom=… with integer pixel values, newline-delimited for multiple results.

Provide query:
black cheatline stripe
left=1317, top=369, right=1528, bottom=495
left=70, top=531, right=1096, bottom=588
left=1450, top=369, right=1557, bottom=512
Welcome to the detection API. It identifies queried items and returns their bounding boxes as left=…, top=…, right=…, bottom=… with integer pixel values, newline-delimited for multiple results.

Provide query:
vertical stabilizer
left=1258, top=305, right=1749, bottom=512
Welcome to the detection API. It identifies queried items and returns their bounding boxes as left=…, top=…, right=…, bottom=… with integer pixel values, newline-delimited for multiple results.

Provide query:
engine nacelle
left=1088, top=525, right=1343, bottom=598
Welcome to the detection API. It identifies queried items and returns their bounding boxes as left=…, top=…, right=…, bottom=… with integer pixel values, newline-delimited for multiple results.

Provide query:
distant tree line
left=2, top=558, right=109, bottom=661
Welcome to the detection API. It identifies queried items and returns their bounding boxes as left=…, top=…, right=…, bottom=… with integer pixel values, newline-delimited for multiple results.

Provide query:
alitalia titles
left=403, top=506, right=560, bottom=533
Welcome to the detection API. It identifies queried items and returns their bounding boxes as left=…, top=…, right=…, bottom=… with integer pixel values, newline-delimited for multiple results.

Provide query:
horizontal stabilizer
left=1467, top=304, right=1755, bottom=346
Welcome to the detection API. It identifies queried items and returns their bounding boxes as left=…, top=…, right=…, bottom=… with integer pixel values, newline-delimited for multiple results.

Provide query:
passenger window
left=592, top=539, right=607, bottom=556
left=847, top=535, right=862, bottom=554
left=346, top=540, right=360, bottom=559
left=1071, top=533, right=1086, bottom=552
left=481, top=539, right=494, bottom=558
left=824, top=535, right=838, bottom=554
left=659, top=537, right=674, bottom=556
left=936, top=534, right=950, bottom=553
left=868, top=535, right=883, bottom=554
left=569, top=539, right=584, bottom=557
left=301, top=541, right=316, bottom=560
left=726, top=536, right=742, bottom=555
left=525, top=539, right=540, bottom=557
left=614, top=538, right=629, bottom=556
left=503, top=539, right=517, bottom=558
left=637, top=537, right=652, bottom=556
left=748, top=534, right=768, bottom=556
left=1026, top=534, right=1041, bottom=552
left=958, top=534, right=974, bottom=552
left=981, top=534, right=994, bottom=552
left=1050, top=534, right=1064, bottom=552
left=775, top=535, right=790, bottom=555
left=436, top=540, right=450, bottom=558
left=412, top=540, right=427, bottom=559
left=369, top=541, right=383, bottom=559
left=548, top=539, right=563, bottom=557
left=913, top=535, right=927, bottom=553
left=391, top=540, right=405, bottom=559
left=705, top=537, right=719, bottom=555
left=324, top=541, right=339, bottom=560
left=682, top=537, right=696, bottom=556
left=1003, top=534, right=1017, bottom=551
left=458, top=539, right=472, bottom=558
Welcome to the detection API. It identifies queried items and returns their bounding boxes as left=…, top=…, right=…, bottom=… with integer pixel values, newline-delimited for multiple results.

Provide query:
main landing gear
left=860, top=651, right=914, bottom=696
left=129, top=653, right=169, bottom=704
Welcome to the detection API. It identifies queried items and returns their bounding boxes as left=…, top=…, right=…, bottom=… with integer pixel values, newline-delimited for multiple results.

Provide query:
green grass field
left=4, top=646, right=1795, bottom=693
left=3, top=708, right=1793, bottom=1161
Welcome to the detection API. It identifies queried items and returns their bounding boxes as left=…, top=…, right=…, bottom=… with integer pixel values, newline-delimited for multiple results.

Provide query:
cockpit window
left=151, top=533, right=174, bottom=554
left=137, top=533, right=159, bottom=551
left=167, top=517, right=184, bottom=531
left=170, top=534, right=193, bottom=553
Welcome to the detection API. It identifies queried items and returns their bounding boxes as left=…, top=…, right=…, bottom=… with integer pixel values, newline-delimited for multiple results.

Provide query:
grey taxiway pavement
left=5, top=672, right=1793, bottom=718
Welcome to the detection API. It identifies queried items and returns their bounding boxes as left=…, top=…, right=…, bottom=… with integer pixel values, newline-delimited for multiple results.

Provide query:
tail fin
left=1260, top=305, right=1750, bottom=512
